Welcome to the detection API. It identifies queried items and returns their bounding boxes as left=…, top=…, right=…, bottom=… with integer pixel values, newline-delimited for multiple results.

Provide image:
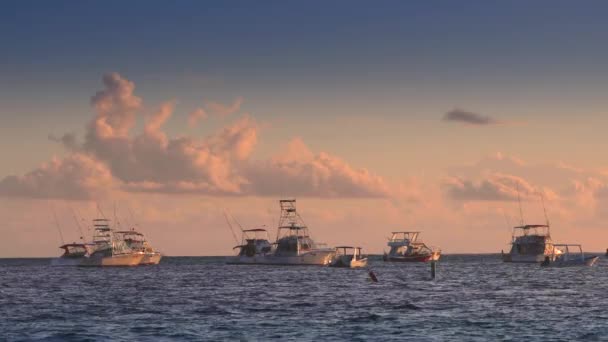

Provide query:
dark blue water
left=1, top=255, right=607, bottom=341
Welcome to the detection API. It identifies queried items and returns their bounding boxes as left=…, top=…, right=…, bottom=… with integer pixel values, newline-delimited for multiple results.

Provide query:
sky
left=2, top=1, right=608, bottom=257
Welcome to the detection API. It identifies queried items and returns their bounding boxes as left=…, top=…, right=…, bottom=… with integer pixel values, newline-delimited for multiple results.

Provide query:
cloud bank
left=0, top=73, right=393, bottom=200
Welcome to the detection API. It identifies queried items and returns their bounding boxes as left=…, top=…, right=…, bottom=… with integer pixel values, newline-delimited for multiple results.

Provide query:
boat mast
left=51, top=206, right=65, bottom=245
left=540, top=193, right=551, bottom=235
left=70, top=207, right=85, bottom=241
left=277, top=199, right=308, bottom=241
left=516, top=183, right=524, bottom=226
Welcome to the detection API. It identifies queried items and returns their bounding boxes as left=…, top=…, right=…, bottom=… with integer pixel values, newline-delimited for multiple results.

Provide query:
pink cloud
left=0, top=154, right=113, bottom=200
left=1, top=73, right=395, bottom=199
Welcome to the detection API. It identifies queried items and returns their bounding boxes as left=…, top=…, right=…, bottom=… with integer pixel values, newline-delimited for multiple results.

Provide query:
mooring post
left=430, top=260, right=437, bottom=279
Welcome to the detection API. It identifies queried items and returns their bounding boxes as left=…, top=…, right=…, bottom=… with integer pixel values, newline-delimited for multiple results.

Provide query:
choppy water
left=1, top=255, right=607, bottom=341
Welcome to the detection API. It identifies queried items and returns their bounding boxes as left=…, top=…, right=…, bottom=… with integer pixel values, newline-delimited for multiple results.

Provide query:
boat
left=329, top=246, right=368, bottom=268
left=79, top=219, right=144, bottom=267
left=115, top=229, right=162, bottom=265
left=227, top=199, right=335, bottom=265
left=229, top=228, right=273, bottom=260
left=50, top=243, right=94, bottom=266
left=502, top=224, right=559, bottom=263
left=383, top=231, right=441, bottom=262
left=540, top=244, right=599, bottom=267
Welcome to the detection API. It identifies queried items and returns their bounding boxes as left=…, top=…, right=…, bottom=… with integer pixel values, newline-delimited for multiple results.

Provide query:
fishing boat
left=227, top=199, right=335, bottom=265
left=502, top=224, right=559, bottom=263
left=540, top=244, right=599, bottom=267
left=50, top=243, right=95, bottom=266
left=115, top=229, right=162, bottom=265
left=80, top=219, right=143, bottom=267
left=383, top=231, right=441, bottom=262
left=329, top=246, right=368, bottom=268
left=227, top=228, right=273, bottom=264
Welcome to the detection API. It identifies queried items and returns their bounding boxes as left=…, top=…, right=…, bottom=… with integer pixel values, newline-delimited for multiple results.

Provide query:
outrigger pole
left=51, top=205, right=65, bottom=245
left=223, top=209, right=240, bottom=245
left=69, top=207, right=86, bottom=241
left=516, top=183, right=524, bottom=226
left=540, top=192, right=550, bottom=228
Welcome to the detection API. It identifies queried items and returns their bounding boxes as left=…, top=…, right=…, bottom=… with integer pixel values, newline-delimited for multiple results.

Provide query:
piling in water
left=430, top=261, right=436, bottom=279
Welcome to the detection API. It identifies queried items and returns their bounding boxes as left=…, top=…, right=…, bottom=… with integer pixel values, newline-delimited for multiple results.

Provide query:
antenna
left=70, top=207, right=85, bottom=241
left=540, top=192, right=550, bottom=227
left=516, top=183, right=524, bottom=226
left=96, top=203, right=107, bottom=219
left=223, top=209, right=240, bottom=245
left=51, top=205, right=65, bottom=245
left=127, top=206, right=140, bottom=230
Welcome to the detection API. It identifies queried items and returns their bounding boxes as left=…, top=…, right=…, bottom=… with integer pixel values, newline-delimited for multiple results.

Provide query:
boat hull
left=541, top=256, right=599, bottom=267
left=50, top=257, right=86, bottom=266
left=227, top=250, right=335, bottom=266
left=80, top=253, right=144, bottom=267
left=329, top=257, right=368, bottom=268
left=384, top=251, right=441, bottom=262
left=140, top=253, right=162, bottom=265
left=502, top=253, right=547, bottom=263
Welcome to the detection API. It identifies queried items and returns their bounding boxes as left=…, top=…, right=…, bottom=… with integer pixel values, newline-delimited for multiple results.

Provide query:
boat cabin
left=234, top=228, right=272, bottom=257
left=59, top=243, right=92, bottom=258
left=334, top=246, right=365, bottom=261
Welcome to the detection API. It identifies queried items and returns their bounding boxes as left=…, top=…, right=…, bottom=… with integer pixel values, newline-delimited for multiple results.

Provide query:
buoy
left=368, top=270, right=378, bottom=283
left=430, top=261, right=437, bottom=279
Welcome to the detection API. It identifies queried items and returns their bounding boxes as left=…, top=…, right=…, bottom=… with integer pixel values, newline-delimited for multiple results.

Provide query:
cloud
left=1, top=73, right=396, bottom=200
left=443, top=173, right=552, bottom=202
left=442, top=108, right=501, bottom=126
left=88, top=72, right=142, bottom=139
left=188, top=108, right=207, bottom=127
left=0, top=154, right=113, bottom=200
left=49, top=133, right=78, bottom=150
left=242, top=138, right=392, bottom=198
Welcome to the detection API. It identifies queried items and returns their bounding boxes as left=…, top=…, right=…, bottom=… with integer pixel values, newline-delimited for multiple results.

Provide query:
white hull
left=51, top=257, right=86, bottom=266
left=141, top=253, right=162, bottom=265
left=80, top=253, right=144, bottom=267
left=227, top=250, right=335, bottom=266
left=330, top=257, right=368, bottom=268
left=504, top=253, right=547, bottom=263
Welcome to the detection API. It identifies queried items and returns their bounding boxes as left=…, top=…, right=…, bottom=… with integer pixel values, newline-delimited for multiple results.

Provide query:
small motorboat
left=50, top=243, right=95, bottom=266
left=115, top=229, right=162, bottom=265
left=383, top=231, right=440, bottom=262
left=540, top=244, right=598, bottom=267
left=329, top=246, right=368, bottom=268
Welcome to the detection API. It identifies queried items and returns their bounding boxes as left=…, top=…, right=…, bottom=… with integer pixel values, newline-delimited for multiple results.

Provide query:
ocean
left=1, top=255, right=606, bottom=341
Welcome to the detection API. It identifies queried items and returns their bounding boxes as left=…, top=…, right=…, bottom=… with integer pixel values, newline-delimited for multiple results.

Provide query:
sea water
left=1, top=255, right=606, bottom=341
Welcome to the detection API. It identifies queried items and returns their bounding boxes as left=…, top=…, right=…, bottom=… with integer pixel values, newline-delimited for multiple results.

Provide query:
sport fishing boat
left=540, top=244, right=599, bottom=267
left=115, top=229, right=162, bottom=265
left=50, top=243, right=95, bottom=266
left=329, top=246, right=368, bottom=268
left=226, top=228, right=273, bottom=264
left=80, top=219, right=144, bottom=267
left=502, top=224, right=559, bottom=263
left=227, top=199, right=335, bottom=265
left=383, top=231, right=441, bottom=262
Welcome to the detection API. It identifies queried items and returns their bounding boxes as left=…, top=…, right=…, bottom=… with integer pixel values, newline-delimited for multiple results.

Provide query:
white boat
left=502, top=224, right=559, bottom=263
left=227, top=199, right=335, bottom=266
left=329, top=246, right=368, bottom=268
left=115, top=229, right=162, bottom=265
left=541, top=244, right=599, bottom=267
left=383, top=231, right=441, bottom=262
left=50, top=243, right=95, bottom=266
left=79, top=219, right=144, bottom=267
